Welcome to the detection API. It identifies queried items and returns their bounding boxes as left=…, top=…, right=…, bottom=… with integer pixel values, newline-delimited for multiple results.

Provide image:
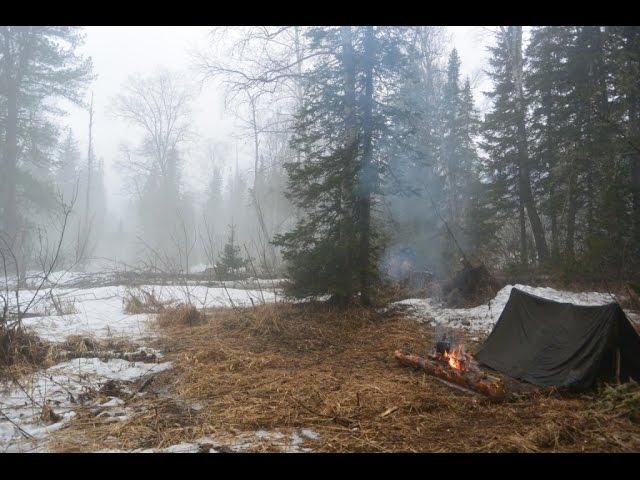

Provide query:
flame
left=443, top=345, right=467, bottom=371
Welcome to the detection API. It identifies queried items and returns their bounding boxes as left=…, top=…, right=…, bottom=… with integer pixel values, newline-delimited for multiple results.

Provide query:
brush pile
left=443, top=263, right=499, bottom=307
left=593, top=380, right=640, bottom=423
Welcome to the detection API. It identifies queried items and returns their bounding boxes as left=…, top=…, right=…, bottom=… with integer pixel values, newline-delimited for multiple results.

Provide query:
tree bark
left=550, top=193, right=560, bottom=261
left=3, top=82, right=19, bottom=237
left=80, top=92, right=94, bottom=268
left=509, top=26, right=549, bottom=263
left=510, top=26, right=549, bottom=264
left=337, top=26, right=358, bottom=304
left=247, top=93, right=277, bottom=269
left=627, top=28, right=640, bottom=262
left=631, top=91, right=640, bottom=261
left=518, top=193, right=528, bottom=267
left=585, top=26, right=609, bottom=239
left=293, top=26, right=304, bottom=165
left=358, top=26, right=375, bottom=306
left=566, top=163, right=578, bottom=263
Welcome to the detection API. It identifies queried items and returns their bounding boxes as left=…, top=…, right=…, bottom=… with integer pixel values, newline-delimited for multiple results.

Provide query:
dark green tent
left=475, top=288, right=640, bottom=390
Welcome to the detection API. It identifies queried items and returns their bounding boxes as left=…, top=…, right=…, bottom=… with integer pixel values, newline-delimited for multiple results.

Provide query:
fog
left=7, top=25, right=632, bottom=291
left=36, top=26, right=493, bottom=272
left=62, top=26, right=489, bottom=219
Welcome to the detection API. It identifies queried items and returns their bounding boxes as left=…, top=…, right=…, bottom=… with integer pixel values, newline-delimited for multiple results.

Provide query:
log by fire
left=394, top=345, right=506, bottom=401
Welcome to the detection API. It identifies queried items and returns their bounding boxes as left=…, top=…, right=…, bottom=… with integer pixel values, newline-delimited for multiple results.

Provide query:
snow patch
left=18, top=284, right=278, bottom=342
left=0, top=358, right=171, bottom=452
left=100, top=429, right=321, bottom=453
left=394, top=284, right=620, bottom=334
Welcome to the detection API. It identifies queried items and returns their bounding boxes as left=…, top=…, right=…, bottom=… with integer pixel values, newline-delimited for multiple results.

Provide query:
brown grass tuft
left=123, top=288, right=168, bottom=314
left=0, top=326, right=52, bottom=375
left=156, top=304, right=205, bottom=328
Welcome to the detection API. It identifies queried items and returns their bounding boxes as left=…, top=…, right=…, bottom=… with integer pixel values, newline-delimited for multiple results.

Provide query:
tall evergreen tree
left=55, top=129, right=81, bottom=202
left=274, top=26, right=415, bottom=305
left=525, top=26, right=573, bottom=262
left=606, top=26, right=640, bottom=272
left=482, top=26, right=549, bottom=266
left=0, top=26, right=92, bottom=237
left=440, top=51, right=482, bottom=261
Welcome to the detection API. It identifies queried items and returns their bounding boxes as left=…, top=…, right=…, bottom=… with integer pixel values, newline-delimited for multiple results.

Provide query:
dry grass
left=52, top=334, right=156, bottom=362
left=0, top=326, right=52, bottom=377
left=0, top=330, right=157, bottom=381
left=49, top=301, right=640, bottom=452
left=123, top=287, right=170, bottom=314
left=156, top=304, right=206, bottom=328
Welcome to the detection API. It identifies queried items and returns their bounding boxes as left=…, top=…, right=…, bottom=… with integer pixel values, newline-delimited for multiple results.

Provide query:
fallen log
left=394, top=350, right=506, bottom=401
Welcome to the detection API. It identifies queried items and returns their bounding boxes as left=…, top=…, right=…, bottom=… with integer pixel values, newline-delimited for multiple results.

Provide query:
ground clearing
left=49, top=301, right=640, bottom=452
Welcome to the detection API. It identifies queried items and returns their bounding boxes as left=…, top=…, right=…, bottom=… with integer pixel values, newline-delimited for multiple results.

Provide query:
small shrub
left=45, top=294, right=78, bottom=316
left=593, top=380, right=640, bottom=423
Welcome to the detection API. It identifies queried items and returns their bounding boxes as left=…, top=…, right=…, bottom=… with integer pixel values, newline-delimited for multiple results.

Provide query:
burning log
left=394, top=349, right=506, bottom=401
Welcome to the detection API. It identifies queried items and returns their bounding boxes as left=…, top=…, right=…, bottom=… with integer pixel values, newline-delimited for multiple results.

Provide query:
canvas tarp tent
left=475, top=288, right=640, bottom=390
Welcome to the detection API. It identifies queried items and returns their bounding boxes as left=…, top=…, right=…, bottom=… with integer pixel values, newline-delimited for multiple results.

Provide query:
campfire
left=432, top=335, right=471, bottom=371
left=395, top=336, right=505, bottom=400
left=443, top=345, right=468, bottom=371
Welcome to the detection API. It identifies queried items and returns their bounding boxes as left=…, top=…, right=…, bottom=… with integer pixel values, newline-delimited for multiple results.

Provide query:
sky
left=62, top=26, right=495, bottom=217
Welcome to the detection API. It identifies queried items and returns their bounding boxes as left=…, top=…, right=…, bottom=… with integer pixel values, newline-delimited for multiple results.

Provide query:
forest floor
left=48, top=300, right=640, bottom=453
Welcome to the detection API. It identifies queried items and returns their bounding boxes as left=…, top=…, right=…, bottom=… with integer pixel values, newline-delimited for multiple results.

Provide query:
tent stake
left=615, top=349, right=621, bottom=385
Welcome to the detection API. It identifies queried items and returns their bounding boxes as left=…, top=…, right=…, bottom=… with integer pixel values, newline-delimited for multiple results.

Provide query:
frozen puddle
left=0, top=357, right=171, bottom=452
left=394, top=284, right=622, bottom=334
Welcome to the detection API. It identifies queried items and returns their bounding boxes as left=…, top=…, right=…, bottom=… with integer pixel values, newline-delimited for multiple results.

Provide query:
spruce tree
left=0, top=27, right=92, bottom=236
left=606, top=26, right=640, bottom=273
left=55, top=129, right=81, bottom=202
left=440, top=50, right=483, bottom=261
left=217, top=223, right=247, bottom=279
left=273, top=26, right=415, bottom=305
left=525, top=26, right=573, bottom=262
left=204, top=164, right=224, bottom=231
left=482, top=26, right=549, bottom=267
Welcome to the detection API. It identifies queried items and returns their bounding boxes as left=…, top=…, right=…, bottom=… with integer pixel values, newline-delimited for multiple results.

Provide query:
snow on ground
left=19, top=284, right=278, bottom=342
left=393, top=284, right=622, bottom=334
left=1, top=277, right=282, bottom=452
left=0, top=357, right=172, bottom=452
left=97, top=428, right=321, bottom=453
